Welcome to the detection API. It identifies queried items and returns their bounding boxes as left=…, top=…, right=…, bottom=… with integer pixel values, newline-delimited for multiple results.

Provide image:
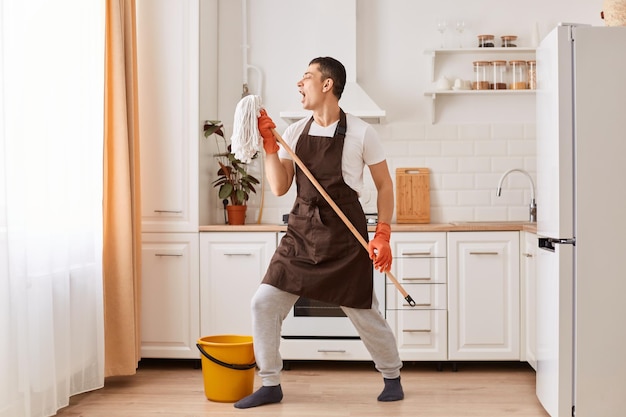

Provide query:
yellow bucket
left=196, top=335, right=256, bottom=402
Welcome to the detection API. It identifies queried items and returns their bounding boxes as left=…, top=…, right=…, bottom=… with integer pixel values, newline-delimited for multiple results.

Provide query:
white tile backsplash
left=458, top=124, right=491, bottom=140
left=492, top=157, right=527, bottom=173
left=393, top=121, right=536, bottom=223
left=388, top=122, right=426, bottom=140
left=508, top=139, right=536, bottom=156
left=475, top=140, right=508, bottom=156
left=441, top=141, right=474, bottom=157
left=406, top=141, right=442, bottom=157
left=458, top=157, right=491, bottom=173
left=442, top=173, right=475, bottom=190
left=458, top=190, right=492, bottom=207
left=491, top=123, right=526, bottom=139
left=248, top=121, right=537, bottom=225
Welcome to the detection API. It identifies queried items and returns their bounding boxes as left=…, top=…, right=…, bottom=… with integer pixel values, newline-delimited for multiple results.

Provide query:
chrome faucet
left=496, top=169, right=537, bottom=223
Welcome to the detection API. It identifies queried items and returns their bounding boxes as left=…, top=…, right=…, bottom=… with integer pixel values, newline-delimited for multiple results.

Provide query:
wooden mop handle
left=271, top=128, right=416, bottom=307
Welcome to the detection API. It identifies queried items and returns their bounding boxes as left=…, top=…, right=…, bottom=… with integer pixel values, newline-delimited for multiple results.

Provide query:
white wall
left=199, top=0, right=603, bottom=225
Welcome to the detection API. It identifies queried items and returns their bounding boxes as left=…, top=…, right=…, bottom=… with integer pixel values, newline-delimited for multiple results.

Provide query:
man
left=234, top=56, right=403, bottom=409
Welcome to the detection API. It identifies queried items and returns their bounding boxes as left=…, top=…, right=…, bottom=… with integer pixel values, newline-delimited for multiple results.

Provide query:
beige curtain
left=103, top=0, right=142, bottom=377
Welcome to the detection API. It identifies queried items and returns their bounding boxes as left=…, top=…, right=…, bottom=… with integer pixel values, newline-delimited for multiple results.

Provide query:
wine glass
left=437, top=20, right=448, bottom=48
left=456, top=21, right=465, bottom=48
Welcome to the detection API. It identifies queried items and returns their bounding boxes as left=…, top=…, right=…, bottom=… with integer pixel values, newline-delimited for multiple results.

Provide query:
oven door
left=281, top=232, right=385, bottom=338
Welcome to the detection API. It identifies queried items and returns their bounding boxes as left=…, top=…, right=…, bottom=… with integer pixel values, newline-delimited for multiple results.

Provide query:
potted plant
left=203, top=120, right=260, bottom=225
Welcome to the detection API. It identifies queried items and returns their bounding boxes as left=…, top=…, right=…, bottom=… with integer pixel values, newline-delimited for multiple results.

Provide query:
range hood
left=278, top=1, right=386, bottom=124
left=280, top=81, right=386, bottom=124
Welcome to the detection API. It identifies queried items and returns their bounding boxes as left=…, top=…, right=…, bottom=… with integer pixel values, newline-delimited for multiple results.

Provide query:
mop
left=230, top=95, right=416, bottom=307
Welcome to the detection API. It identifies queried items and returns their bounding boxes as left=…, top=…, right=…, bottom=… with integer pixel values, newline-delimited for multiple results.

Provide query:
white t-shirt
left=278, top=113, right=385, bottom=196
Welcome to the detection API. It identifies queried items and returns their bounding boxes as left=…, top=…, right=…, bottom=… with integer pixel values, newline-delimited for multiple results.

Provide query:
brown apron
left=262, top=110, right=373, bottom=309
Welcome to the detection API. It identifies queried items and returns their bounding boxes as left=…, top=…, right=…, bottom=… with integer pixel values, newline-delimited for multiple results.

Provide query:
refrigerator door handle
left=538, top=237, right=576, bottom=252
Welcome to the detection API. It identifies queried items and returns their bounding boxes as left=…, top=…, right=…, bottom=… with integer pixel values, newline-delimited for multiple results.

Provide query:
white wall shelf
left=425, top=48, right=536, bottom=82
left=424, top=47, right=536, bottom=124
left=424, top=90, right=535, bottom=123
left=424, top=89, right=535, bottom=96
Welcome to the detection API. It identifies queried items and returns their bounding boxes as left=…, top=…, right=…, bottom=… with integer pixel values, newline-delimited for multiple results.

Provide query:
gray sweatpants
left=250, top=283, right=403, bottom=386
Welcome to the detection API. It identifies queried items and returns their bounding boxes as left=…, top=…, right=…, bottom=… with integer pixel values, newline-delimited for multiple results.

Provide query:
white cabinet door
left=140, top=233, right=200, bottom=359
left=137, top=0, right=199, bottom=233
left=521, top=231, right=537, bottom=370
left=447, top=231, right=520, bottom=360
left=386, top=232, right=448, bottom=361
left=200, top=232, right=276, bottom=337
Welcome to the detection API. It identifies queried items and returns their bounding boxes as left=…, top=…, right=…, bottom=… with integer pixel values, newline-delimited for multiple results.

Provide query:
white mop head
left=231, top=95, right=263, bottom=164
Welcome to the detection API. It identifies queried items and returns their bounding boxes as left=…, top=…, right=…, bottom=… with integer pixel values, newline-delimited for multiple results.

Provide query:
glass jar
left=472, top=61, right=491, bottom=90
left=477, top=34, right=495, bottom=47
left=501, top=35, right=518, bottom=47
left=527, top=60, right=537, bottom=90
left=509, top=60, right=528, bottom=90
left=491, top=60, right=508, bottom=90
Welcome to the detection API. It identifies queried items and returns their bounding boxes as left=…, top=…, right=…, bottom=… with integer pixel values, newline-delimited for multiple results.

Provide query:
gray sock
left=377, top=377, right=404, bottom=402
left=233, top=385, right=283, bottom=409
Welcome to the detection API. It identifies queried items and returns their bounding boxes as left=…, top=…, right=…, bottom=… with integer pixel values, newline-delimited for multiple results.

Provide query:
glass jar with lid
left=509, top=60, right=528, bottom=90
left=472, top=61, right=491, bottom=90
left=527, top=60, right=537, bottom=90
left=501, top=35, right=518, bottom=47
left=491, top=60, right=508, bottom=90
left=477, top=34, right=495, bottom=47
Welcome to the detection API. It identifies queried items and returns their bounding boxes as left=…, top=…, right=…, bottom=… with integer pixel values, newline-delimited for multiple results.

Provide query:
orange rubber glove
left=368, top=222, right=392, bottom=272
left=258, top=109, right=279, bottom=154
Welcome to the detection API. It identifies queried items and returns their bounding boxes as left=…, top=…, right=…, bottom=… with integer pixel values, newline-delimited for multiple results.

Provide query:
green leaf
left=203, top=120, right=224, bottom=138
left=218, top=183, right=234, bottom=199
left=212, top=178, right=227, bottom=186
left=235, top=189, right=246, bottom=204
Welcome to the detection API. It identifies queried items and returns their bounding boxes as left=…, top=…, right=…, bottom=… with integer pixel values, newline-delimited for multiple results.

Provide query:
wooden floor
left=55, top=359, right=549, bottom=417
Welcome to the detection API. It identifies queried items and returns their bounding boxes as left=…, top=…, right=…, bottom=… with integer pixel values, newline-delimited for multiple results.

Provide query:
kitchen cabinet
left=137, top=0, right=199, bottom=233
left=136, top=0, right=200, bottom=359
left=423, top=48, right=535, bottom=123
left=520, top=231, right=537, bottom=370
left=199, top=232, right=276, bottom=336
left=447, top=231, right=520, bottom=361
left=386, top=232, right=447, bottom=361
left=140, top=233, right=199, bottom=359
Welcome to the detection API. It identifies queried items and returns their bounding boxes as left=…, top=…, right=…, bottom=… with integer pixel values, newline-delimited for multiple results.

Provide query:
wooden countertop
left=199, top=222, right=537, bottom=234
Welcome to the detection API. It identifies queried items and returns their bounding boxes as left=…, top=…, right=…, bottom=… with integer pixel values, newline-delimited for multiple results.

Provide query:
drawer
left=391, top=234, right=447, bottom=258
left=390, top=257, right=447, bottom=284
left=279, top=338, right=372, bottom=361
left=386, top=283, right=447, bottom=310
left=386, top=309, right=447, bottom=360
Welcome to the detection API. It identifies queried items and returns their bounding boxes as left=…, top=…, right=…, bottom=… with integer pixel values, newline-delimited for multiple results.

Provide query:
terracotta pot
left=226, top=205, right=247, bottom=225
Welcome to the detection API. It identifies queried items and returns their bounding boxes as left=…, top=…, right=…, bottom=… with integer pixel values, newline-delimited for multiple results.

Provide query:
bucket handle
left=196, top=343, right=257, bottom=371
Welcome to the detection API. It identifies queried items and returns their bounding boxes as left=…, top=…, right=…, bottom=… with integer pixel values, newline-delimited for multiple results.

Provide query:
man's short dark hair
left=309, top=57, right=346, bottom=100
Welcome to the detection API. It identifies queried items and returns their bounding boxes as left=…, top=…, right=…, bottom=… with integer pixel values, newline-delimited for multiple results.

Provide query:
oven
left=281, top=232, right=386, bottom=339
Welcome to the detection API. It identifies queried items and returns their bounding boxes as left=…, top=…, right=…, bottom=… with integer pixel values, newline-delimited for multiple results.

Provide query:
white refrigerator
left=535, top=24, right=626, bottom=417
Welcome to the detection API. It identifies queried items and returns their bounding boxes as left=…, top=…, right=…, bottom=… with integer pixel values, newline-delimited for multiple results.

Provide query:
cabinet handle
left=401, top=251, right=432, bottom=256
left=402, top=277, right=432, bottom=281
left=155, top=253, right=183, bottom=257
left=522, top=252, right=534, bottom=258
left=404, top=302, right=431, bottom=307
left=317, top=349, right=346, bottom=353
left=469, top=251, right=499, bottom=255
left=154, top=210, right=183, bottom=214
left=402, top=329, right=431, bottom=333
left=224, top=253, right=252, bottom=256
